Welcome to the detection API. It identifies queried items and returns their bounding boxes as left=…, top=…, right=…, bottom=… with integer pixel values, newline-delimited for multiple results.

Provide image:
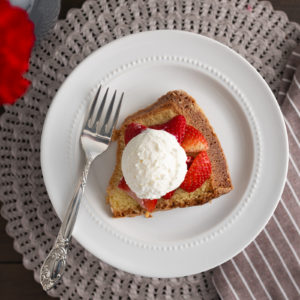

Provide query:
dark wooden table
left=0, top=1, right=299, bottom=299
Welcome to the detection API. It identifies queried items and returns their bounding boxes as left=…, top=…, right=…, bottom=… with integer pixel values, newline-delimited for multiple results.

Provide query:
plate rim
left=41, top=30, right=289, bottom=277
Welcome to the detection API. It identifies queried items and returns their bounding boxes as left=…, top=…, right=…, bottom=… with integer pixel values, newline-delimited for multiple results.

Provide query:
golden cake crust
left=107, top=90, right=233, bottom=217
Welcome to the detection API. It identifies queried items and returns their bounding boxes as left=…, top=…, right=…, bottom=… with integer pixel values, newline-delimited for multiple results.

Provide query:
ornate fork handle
left=40, top=86, right=123, bottom=291
left=40, top=158, right=92, bottom=291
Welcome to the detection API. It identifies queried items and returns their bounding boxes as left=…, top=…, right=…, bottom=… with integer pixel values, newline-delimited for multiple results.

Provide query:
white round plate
left=41, top=30, right=288, bottom=278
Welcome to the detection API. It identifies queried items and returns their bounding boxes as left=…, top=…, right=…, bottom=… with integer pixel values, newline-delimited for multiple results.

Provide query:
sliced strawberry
left=162, top=190, right=175, bottom=199
left=150, top=115, right=186, bottom=143
left=180, top=151, right=211, bottom=192
left=118, top=177, right=130, bottom=191
left=181, top=125, right=208, bottom=153
left=118, top=177, right=157, bottom=212
left=186, top=156, right=194, bottom=169
left=143, top=199, right=158, bottom=212
left=124, top=123, right=147, bottom=145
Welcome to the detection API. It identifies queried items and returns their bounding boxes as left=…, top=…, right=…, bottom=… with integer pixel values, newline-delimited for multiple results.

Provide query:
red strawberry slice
left=143, top=199, right=158, bottom=212
left=118, top=177, right=157, bottom=212
left=186, top=155, right=194, bottom=169
left=118, top=177, right=130, bottom=191
left=180, top=151, right=211, bottom=192
left=124, top=123, right=147, bottom=145
left=181, top=125, right=208, bottom=153
left=150, top=115, right=186, bottom=143
left=162, top=190, right=175, bottom=199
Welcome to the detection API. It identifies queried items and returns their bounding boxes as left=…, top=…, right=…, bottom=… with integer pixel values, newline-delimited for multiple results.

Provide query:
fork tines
left=86, top=85, right=123, bottom=137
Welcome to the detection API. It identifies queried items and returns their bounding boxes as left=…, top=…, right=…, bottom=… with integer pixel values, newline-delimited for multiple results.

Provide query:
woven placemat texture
left=1, top=0, right=299, bottom=299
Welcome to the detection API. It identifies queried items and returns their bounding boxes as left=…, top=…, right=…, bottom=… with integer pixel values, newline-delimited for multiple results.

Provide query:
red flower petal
left=0, top=0, right=35, bottom=105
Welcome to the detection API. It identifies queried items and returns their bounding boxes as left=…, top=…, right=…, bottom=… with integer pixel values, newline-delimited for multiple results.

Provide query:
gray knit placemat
left=0, top=0, right=299, bottom=299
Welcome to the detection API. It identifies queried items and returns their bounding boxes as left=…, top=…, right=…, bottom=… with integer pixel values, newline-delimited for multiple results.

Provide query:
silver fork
left=40, top=86, right=123, bottom=291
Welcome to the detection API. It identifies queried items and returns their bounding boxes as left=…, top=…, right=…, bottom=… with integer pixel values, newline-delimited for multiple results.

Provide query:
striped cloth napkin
left=213, top=46, right=300, bottom=299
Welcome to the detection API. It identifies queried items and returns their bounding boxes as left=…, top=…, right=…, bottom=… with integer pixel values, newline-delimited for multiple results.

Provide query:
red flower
left=0, top=0, right=35, bottom=105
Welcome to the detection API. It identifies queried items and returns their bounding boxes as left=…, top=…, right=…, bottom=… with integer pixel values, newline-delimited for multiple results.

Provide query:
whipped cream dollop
left=121, top=128, right=187, bottom=199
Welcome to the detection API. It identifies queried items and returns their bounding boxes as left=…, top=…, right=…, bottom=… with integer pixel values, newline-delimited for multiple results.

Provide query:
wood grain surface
left=0, top=0, right=299, bottom=299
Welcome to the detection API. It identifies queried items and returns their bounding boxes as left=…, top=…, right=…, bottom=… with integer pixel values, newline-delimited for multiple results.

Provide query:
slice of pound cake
left=106, top=90, right=233, bottom=217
